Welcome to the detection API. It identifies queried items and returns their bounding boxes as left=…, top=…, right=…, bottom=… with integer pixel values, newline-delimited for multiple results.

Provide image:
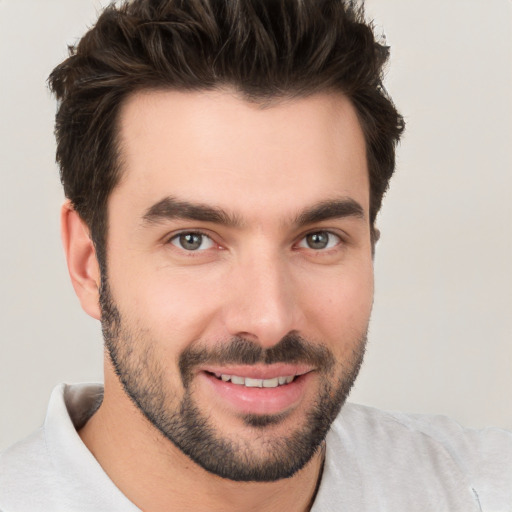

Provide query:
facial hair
left=99, top=279, right=367, bottom=482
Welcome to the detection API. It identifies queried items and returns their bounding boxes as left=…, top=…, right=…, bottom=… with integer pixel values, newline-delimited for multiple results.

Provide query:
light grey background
left=1, top=0, right=511, bottom=451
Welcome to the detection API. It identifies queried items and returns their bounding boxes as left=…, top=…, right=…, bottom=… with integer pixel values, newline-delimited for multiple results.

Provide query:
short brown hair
left=49, top=0, right=404, bottom=268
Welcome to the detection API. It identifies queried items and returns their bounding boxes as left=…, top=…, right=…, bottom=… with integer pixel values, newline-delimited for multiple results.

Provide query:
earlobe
left=61, top=201, right=102, bottom=320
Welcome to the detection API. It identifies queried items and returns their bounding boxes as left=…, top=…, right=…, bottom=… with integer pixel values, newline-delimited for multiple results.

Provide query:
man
left=0, top=0, right=510, bottom=511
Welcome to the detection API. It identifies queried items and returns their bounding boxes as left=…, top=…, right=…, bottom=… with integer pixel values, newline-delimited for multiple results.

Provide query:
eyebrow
left=294, top=198, right=365, bottom=227
left=142, top=196, right=365, bottom=228
left=142, top=196, right=242, bottom=227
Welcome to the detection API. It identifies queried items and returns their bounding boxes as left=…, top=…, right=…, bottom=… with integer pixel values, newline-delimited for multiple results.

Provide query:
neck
left=79, top=366, right=325, bottom=512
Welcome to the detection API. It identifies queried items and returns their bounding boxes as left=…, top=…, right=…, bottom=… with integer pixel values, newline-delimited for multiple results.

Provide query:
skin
left=61, top=89, right=374, bottom=512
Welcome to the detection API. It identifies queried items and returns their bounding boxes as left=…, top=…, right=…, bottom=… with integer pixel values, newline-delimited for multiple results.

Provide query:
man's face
left=102, top=90, right=374, bottom=481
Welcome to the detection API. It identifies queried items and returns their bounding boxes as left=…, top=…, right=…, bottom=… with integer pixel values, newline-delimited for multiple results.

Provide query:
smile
left=200, top=367, right=314, bottom=415
left=212, top=373, right=296, bottom=388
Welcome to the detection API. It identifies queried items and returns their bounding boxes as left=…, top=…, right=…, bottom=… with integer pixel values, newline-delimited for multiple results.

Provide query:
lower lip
left=198, top=371, right=313, bottom=416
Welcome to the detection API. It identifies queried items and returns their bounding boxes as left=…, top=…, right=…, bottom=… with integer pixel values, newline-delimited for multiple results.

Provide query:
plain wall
left=0, top=0, right=511, bottom=451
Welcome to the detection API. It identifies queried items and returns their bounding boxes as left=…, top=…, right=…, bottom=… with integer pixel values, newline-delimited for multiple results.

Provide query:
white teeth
left=217, top=374, right=295, bottom=387
left=245, top=378, right=263, bottom=388
left=262, top=377, right=279, bottom=388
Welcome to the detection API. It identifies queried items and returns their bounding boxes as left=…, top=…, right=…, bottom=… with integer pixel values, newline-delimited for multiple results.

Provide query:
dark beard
left=100, top=279, right=366, bottom=482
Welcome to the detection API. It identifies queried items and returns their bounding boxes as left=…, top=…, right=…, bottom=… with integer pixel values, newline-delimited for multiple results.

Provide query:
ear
left=61, top=201, right=102, bottom=320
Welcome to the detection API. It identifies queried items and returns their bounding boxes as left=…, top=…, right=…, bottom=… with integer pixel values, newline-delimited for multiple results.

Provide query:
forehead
left=113, top=88, right=369, bottom=221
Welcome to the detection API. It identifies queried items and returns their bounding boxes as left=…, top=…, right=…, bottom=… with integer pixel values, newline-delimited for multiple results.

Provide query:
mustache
left=179, top=332, right=335, bottom=386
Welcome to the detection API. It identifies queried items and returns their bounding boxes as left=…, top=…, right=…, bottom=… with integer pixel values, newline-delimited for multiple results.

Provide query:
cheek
left=113, top=265, right=225, bottom=342
left=300, top=261, right=374, bottom=341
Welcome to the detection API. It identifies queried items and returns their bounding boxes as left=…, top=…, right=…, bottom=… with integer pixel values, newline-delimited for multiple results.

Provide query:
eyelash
left=168, top=230, right=216, bottom=252
left=167, top=229, right=344, bottom=253
left=296, top=231, right=342, bottom=251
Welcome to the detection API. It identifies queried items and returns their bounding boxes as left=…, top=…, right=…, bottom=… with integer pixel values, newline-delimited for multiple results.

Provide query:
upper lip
left=201, top=363, right=314, bottom=380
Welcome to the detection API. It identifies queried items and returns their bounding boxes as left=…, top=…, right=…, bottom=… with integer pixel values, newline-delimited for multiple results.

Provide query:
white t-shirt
left=1, top=383, right=511, bottom=511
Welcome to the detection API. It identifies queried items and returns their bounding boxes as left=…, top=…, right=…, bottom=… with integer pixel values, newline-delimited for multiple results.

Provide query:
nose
left=222, top=250, right=300, bottom=348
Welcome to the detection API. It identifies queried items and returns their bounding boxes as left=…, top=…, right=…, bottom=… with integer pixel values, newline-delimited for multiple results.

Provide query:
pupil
left=307, top=232, right=328, bottom=249
left=180, top=233, right=202, bottom=250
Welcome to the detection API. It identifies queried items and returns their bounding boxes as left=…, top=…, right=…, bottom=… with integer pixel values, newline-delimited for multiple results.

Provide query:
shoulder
left=0, top=426, right=62, bottom=511
left=337, top=403, right=512, bottom=470
left=322, top=403, right=512, bottom=511
left=0, top=383, right=79, bottom=511
left=0, top=383, right=137, bottom=512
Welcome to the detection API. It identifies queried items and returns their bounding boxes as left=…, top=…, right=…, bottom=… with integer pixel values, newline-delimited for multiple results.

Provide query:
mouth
left=208, top=372, right=302, bottom=388
left=198, top=366, right=314, bottom=416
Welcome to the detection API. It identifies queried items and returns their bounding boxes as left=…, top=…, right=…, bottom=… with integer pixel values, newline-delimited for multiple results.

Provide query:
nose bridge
left=223, top=244, right=297, bottom=347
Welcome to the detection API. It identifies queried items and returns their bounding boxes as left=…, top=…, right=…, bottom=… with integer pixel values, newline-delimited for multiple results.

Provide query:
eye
left=298, top=231, right=341, bottom=250
left=169, top=232, right=215, bottom=251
